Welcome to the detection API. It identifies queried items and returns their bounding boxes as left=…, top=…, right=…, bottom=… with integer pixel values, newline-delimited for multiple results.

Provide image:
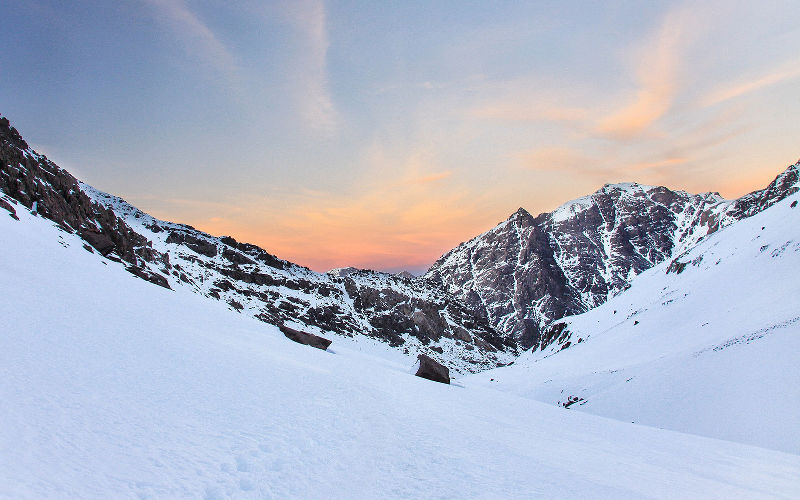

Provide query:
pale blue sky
left=3, top=1, right=800, bottom=272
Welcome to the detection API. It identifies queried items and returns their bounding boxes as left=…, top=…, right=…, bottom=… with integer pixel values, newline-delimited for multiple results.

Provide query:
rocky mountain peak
left=510, top=206, right=531, bottom=219
left=426, top=161, right=800, bottom=348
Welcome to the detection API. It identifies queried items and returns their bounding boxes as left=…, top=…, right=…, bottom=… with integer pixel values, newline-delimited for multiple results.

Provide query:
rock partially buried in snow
left=415, top=354, right=450, bottom=384
left=279, top=324, right=332, bottom=351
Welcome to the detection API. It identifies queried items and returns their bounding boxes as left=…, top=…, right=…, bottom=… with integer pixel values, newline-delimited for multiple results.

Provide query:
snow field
left=2, top=195, right=800, bottom=498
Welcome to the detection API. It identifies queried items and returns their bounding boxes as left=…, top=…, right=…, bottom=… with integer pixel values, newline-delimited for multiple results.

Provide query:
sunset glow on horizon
left=3, top=1, right=800, bottom=273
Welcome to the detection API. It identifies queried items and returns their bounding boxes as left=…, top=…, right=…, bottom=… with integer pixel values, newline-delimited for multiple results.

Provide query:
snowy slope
left=3, top=194, right=800, bottom=498
left=466, top=190, right=800, bottom=454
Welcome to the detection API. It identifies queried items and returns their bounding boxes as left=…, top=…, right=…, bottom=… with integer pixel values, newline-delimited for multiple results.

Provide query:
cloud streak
left=143, top=0, right=238, bottom=78
left=283, top=0, right=338, bottom=134
left=595, top=6, right=697, bottom=139
left=702, top=61, right=800, bottom=107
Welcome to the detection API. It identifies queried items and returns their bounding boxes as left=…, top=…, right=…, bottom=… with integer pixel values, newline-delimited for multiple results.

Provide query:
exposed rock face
left=0, top=115, right=514, bottom=373
left=415, top=354, right=450, bottom=384
left=426, top=166, right=800, bottom=349
left=0, top=116, right=170, bottom=270
left=279, top=324, right=332, bottom=351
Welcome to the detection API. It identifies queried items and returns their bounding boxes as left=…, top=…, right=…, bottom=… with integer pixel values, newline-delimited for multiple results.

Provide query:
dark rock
left=666, top=260, right=688, bottom=275
left=562, top=395, right=585, bottom=408
left=166, top=231, right=217, bottom=257
left=415, top=354, right=450, bottom=384
left=221, top=247, right=255, bottom=265
left=0, top=197, right=18, bottom=219
left=126, top=266, right=171, bottom=289
left=279, top=324, right=332, bottom=351
left=80, top=230, right=115, bottom=256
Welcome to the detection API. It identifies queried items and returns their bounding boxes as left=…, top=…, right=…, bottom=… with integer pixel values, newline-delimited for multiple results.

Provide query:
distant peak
left=509, top=207, right=531, bottom=219
left=327, top=266, right=359, bottom=278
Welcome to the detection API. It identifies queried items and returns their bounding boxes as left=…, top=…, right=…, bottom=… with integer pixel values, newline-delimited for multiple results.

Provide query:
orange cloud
left=136, top=149, right=500, bottom=273
left=595, top=6, right=697, bottom=139
left=629, top=157, right=687, bottom=171
left=410, top=171, right=452, bottom=184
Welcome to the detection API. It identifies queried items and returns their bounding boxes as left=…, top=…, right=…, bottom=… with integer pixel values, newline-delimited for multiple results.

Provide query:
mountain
left=466, top=187, right=800, bottom=453
left=0, top=116, right=514, bottom=373
left=3, top=180, right=800, bottom=497
left=425, top=165, right=800, bottom=348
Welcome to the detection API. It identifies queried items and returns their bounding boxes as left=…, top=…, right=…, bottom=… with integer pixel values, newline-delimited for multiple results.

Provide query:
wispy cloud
left=410, top=171, right=452, bottom=184
left=595, top=6, right=698, bottom=139
left=283, top=0, right=338, bottom=134
left=143, top=0, right=238, bottom=78
left=471, top=101, right=587, bottom=123
left=702, top=60, right=800, bottom=107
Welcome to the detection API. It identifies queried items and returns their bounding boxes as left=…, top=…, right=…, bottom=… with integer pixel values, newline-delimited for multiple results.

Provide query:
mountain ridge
left=425, top=161, right=800, bottom=348
left=466, top=185, right=800, bottom=452
left=3, top=112, right=798, bottom=366
left=0, top=115, right=515, bottom=373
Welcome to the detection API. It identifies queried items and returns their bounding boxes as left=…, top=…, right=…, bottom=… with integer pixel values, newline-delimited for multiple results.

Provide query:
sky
left=2, top=1, right=800, bottom=274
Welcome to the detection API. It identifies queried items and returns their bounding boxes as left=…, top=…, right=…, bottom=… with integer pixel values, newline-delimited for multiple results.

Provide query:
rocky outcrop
left=0, top=116, right=171, bottom=277
left=426, top=164, right=800, bottom=349
left=415, top=354, right=450, bottom=384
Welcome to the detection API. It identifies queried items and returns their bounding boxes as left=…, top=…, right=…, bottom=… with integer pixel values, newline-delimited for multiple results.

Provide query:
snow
left=551, top=194, right=594, bottom=223
left=2, top=196, right=800, bottom=497
left=467, top=190, right=800, bottom=454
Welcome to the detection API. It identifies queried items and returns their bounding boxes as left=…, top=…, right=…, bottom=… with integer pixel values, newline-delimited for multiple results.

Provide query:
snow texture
left=2, top=193, right=800, bottom=498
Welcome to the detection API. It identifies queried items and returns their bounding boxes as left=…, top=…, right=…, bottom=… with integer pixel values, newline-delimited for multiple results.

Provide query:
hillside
left=466, top=187, right=800, bottom=453
left=0, top=116, right=514, bottom=373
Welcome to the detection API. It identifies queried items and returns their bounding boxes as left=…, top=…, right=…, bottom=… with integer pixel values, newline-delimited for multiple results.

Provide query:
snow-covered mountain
left=3, top=170, right=800, bottom=498
left=0, top=116, right=514, bottom=373
left=467, top=188, right=800, bottom=453
left=425, top=164, right=800, bottom=348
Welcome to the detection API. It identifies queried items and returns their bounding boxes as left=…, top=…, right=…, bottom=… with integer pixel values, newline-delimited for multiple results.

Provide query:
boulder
left=0, top=198, right=18, bottom=220
left=415, top=354, right=450, bottom=384
left=279, top=324, right=332, bottom=351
